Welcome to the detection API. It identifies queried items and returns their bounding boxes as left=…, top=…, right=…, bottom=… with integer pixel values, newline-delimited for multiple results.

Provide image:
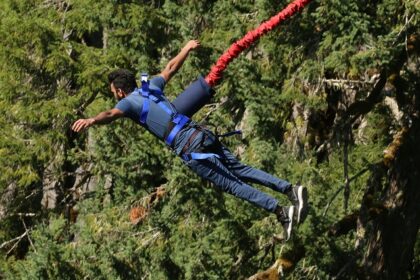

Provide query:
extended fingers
left=193, top=40, right=200, bottom=48
left=72, top=119, right=86, bottom=132
left=187, top=39, right=200, bottom=50
left=71, top=120, right=80, bottom=132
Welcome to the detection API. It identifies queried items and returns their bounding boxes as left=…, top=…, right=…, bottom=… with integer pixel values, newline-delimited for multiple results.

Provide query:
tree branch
left=323, top=166, right=370, bottom=216
left=21, top=217, right=36, bottom=253
left=344, top=71, right=388, bottom=123
left=0, top=232, right=27, bottom=250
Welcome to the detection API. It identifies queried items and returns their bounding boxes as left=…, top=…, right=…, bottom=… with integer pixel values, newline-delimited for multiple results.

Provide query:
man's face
left=110, top=83, right=125, bottom=101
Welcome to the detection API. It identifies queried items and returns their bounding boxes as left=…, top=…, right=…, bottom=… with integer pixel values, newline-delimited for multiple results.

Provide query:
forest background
left=0, top=0, right=419, bottom=279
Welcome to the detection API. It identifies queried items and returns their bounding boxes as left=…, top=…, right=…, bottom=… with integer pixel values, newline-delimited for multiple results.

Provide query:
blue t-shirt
left=115, top=76, right=173, bottom=138
left=114, top=76, right=197, bottom=155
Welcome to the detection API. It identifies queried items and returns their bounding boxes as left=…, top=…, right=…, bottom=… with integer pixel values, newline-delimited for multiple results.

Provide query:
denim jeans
left=182, top=129, right=291, bottom=212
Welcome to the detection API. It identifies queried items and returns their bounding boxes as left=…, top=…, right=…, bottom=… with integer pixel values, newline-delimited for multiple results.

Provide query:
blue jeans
left=182, top=129, right=291, bottom=212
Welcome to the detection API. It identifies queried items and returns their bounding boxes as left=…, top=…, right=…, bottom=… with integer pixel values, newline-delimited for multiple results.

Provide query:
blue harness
left=134, top=73, right=190, bottom=146
left=135, top=73, right=220, bottom=161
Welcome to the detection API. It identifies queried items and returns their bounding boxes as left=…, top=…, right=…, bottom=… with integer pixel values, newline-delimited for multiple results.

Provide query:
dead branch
left=7, top=213, right=36, bottom=218
left=343, top=125, right=351, bottom=213
left=21, top=217, right=36, bottom=253
left=0, top=232, right=28, bottom=250
left=200, top=97, right=228, bottom=122
left=323, top=166, right=370, bottom=216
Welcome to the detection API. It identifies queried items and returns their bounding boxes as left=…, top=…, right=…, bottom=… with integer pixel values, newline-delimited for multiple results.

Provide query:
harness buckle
left=141, top=73, right=148, bottom=82
left=141, top=73, right=149, bottom=93
left=181, top=154, right=191, bottom=161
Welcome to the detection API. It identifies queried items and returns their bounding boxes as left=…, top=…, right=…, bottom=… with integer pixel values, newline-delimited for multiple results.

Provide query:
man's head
left=108, top=69, right=137, bottom=100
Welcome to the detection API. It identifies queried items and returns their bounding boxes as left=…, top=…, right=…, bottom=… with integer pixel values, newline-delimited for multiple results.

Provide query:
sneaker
left=286, top=185, right=308, bottom=224
left=275, top=206, right=295, bottom=241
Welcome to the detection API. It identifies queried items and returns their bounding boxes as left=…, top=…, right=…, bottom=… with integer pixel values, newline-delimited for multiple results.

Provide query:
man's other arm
left=159, top=40, right=200, bottom=83
left=71, top=108, right=124, bottom=132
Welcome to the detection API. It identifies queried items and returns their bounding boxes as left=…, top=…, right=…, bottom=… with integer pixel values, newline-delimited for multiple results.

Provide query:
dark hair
left=108, top=69, right=137, bottom=94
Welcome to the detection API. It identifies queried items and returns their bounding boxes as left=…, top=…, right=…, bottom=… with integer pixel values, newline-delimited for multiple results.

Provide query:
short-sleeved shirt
left=114, top=76, right=198, bottom=155
left=115, top=76, right=173, bottom=138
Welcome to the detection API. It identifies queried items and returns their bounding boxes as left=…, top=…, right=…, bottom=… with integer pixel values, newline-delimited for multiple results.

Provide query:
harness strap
left=140, top=97, right=150, bottom=124
left=137, top=73, right=190, bottom=146
left=179, top=127, right=242, bottom=161
left=179, top=126, right=221, bottom=162
left=139, top=79, right=150, bottom=123
left=139, top=82, right=172, bottom=124
left=181, top=152, right=220, bottom=161
left=217, top=130, right=242, bottom=138
left=165, top=114, right=190, bottom=146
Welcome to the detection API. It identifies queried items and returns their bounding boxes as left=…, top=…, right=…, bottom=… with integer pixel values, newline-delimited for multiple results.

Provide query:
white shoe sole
left=285, top=206, right=295, bottom=241
left=296, top=186, right=308, bottom=224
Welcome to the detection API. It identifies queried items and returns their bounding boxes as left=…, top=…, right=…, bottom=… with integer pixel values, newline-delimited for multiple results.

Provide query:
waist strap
left=181, top=152, right=220, bottom=161
left=179, top=126, right=220, bottom=161
left=181, top=129, right=201, bottom=155
left=165, top=114, right=190, bottom=146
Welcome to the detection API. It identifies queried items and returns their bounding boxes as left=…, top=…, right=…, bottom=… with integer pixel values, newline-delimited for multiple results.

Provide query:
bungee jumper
left=72, top=0, right=312, bottom=241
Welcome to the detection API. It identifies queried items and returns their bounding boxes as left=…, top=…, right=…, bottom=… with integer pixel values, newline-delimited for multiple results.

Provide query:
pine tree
left=0, top=0, right=419, bottom=279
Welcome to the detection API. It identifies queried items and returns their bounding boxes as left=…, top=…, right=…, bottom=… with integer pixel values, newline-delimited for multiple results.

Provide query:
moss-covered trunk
left=359, top=115, right=420, bottom=279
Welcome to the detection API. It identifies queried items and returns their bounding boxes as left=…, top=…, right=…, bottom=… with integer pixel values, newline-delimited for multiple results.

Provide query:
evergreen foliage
left=0, top=0, right=419, bottom=279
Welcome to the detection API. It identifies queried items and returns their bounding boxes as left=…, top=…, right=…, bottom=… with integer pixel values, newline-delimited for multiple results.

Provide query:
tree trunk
left=359, top=116, right=420, bottom=279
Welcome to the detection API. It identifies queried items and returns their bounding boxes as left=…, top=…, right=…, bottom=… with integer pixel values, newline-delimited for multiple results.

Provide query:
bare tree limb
left=343, top=124, right=351, bottom=213
left=199, top=97, right=228, bottom=123
left=0, top=232, right=28, bottom=250
left=323, top=166, right=370, bottom=217
left=21, top=217, right=36, bottom=253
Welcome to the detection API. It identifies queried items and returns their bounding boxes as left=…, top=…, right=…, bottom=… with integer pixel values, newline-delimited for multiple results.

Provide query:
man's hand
left=184, top=40, right=201, bottom=51
left=72, top=118, right=95, bottom=133
left=160, top=39, right=201, bottom=82
left=71, top=109, right=124, bottom=132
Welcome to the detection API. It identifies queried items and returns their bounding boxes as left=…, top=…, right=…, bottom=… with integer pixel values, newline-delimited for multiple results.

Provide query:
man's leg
left=186, top=155, right=295, bottom=240
left=186, top=156, right=278, bottom=212
left=216, top=144, right=308, bottom=224
left=218, top=145, right=292, bottom=193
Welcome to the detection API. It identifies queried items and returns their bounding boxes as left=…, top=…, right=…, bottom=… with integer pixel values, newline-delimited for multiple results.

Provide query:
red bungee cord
left=205, top=0, right=313, bottom=87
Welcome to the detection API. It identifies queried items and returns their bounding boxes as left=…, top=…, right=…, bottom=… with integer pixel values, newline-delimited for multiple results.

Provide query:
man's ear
left=116, top=88, right=125, bottom=98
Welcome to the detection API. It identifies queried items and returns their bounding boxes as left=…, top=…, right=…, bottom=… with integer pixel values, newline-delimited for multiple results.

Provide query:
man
left=72, top=40, right=308, bottom=241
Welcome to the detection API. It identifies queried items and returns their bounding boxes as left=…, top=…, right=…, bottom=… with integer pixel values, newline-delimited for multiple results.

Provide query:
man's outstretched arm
left=159, top=40, right=200, bottom=83
left=72, top=108, right=124, bottom=132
